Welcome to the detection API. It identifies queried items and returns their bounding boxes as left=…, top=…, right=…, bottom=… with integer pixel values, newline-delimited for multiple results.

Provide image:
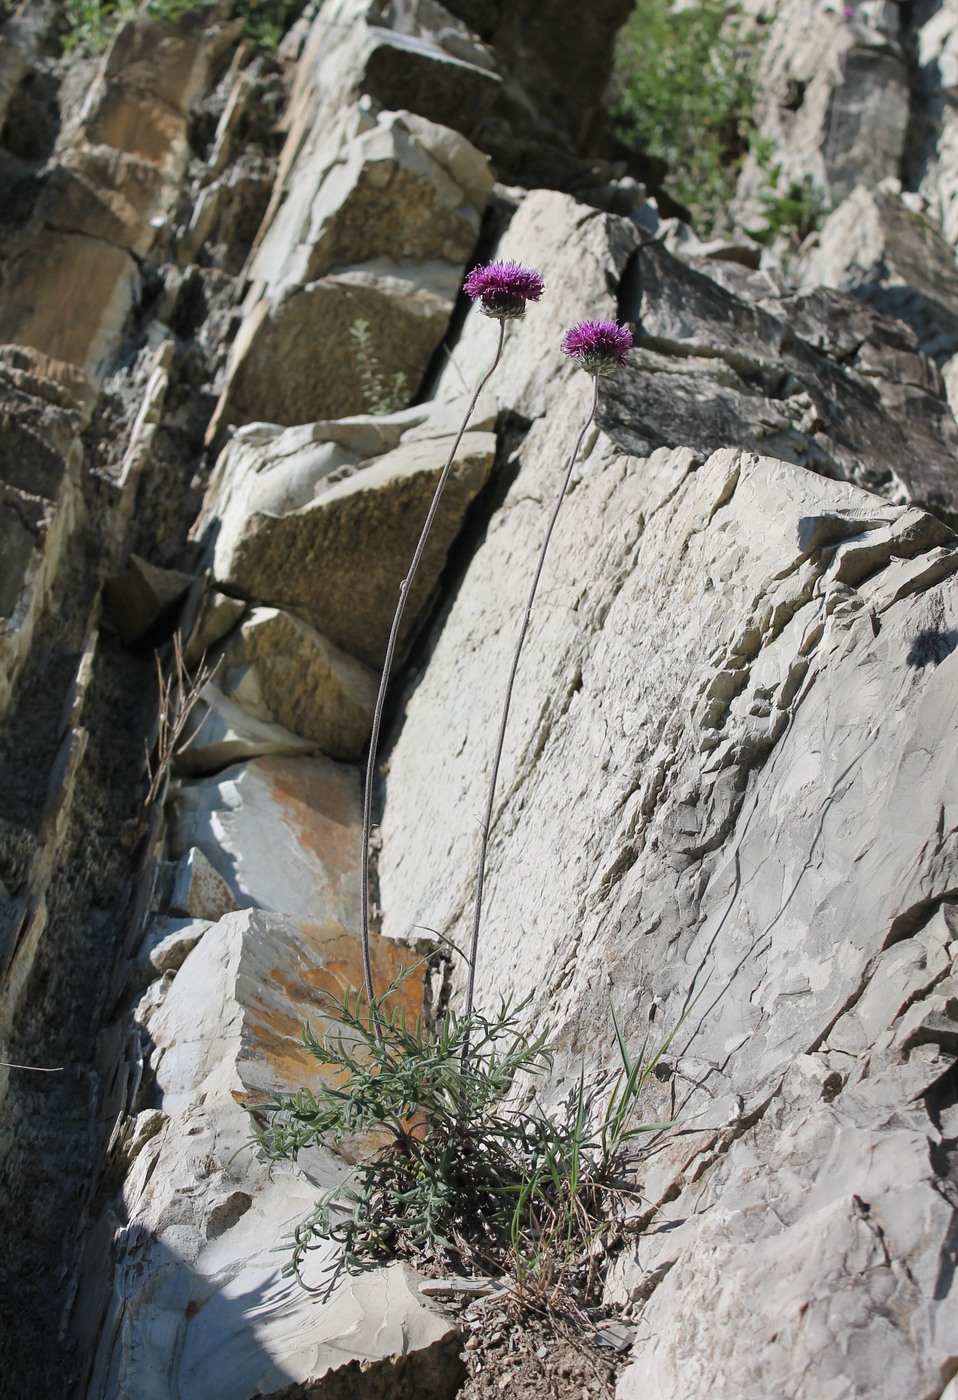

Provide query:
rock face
left=2, top=1, right=958, bottom=1398
left=794, top=184, right=958, bottom=362
left=380, top=342, right=958, bottom=1400
left=214, top=607, right=378, bottom=760
left=212, top=428, right=498, bottom=667
left=208, top=40, right=496, bottom=434
left=731, top=0, right=909, bottom=228
left=87, top=909, right=461, bottom=1400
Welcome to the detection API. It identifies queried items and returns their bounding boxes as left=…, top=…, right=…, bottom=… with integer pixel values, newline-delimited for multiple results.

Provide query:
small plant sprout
left=359, top=259, right=545, bottom=1026
left=348, top=318, right=409, bottom=416
left=463, top=319, right=633, bottom=1040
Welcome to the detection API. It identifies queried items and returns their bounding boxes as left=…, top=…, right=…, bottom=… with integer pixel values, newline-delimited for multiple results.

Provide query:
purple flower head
left=463, top=259, right=545, bottom=320
left=560, top=319, right=633, bottom=376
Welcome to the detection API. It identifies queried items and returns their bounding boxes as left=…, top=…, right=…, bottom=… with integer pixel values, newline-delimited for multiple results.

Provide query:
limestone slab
left=175, top=682, right=319, bottom=776
left=215, top=607, right=377, bottom=761
left=431, top=187, right=641, bottom=421
left=88, top=909, right=459, bottom=1400
left=796, top=185, right=958, bottom=362
left=0, top=230, right=140, bottom=381
left=211, top=100, right=492, bottom=434
left=377, top=414, right=958, bottom=1395
left=613, top=237, right=958, bottom=524
left=168, top=847, right=238, bottom=923
left=213, top=430, right=497, bottom=668
left=168, top=754, right=363, bottom=929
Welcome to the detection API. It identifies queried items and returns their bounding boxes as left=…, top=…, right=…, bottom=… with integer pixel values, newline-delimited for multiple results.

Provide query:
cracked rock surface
left=3, top=0, right=958, bottom=1396
left=378, top=194, right=958, bottom=1399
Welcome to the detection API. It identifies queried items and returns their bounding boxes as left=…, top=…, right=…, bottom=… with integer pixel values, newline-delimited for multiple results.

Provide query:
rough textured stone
left=36, top=145, right=165, bottom=258
left=145, top=916, right=209, bottom=975
left=175, top=681, right=318, bottom=775
left=731, top=0, right=908, bottom=233
left=914, top=1, right=958, bottom=250
left=169, top=754, right=363, bottom=928
left=214, top=606, right=377, bottom=761
left=359, top=27, right=501, bottom=144
left=198, top=402, right=497, bottom=565
left=213, top=262, right=458, bottom=432
left=795, top=184, right=958, bottom=361
left=213, top=430, right=497, bottom=668
left=378, top=405, right=958, bottom=1395
left=168, top=847, right=238, bottom=922
left=8, top=0, right=958, bottom=1393
left=431, top=188, right=640, bottom=419
left=614, top=236, right=958, bottom=526
left=0, top=16, right=225, bottom=389
left=0, top=230, right=141, bottom=380
left=210, top=101, right=492, bottom=433
left=183, top=587, right=247, bottom=668
left=87, top=908, right=460, bottom=1400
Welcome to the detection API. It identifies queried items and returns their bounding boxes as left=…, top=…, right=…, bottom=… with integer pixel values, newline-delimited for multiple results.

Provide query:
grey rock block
left=795, top=186, right=958, bottom=362
left=609, top=238, right=958, bottom=526
left=87, top=909, right=460, bottom=1400
left=214, top=606, right=377, bottom=761
left=174, top=682, right=318, bottom=776
left=213, top=430, right=497, bottom=668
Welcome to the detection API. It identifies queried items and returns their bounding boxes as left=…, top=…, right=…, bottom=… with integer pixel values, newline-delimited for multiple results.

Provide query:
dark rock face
left=602, top=241, right=958, bottom=527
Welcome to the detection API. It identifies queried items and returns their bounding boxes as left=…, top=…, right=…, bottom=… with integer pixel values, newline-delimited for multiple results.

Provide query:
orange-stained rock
left=168, top=754, right=363, bottom=931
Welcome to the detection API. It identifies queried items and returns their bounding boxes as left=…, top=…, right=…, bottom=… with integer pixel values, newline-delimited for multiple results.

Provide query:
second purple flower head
left=561, top=320, right=633, bottom=376
left=463, top=259, right=545, bottom=320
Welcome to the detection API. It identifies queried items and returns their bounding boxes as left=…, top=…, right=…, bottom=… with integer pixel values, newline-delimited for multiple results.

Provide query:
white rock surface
left=168, top=846, right=238, bottom=922
left=209, top=84, right=494, bottom=432
left=145, top=917, right=209, bottom=975
left=168, top=754, right=363, bottom=928
left=378, top=402, right=958, bottom=1395
left=87, top=909, right=460, bottom=1400
left=731, top=0, right=908, bottom=231
left=795, top=184, right=958, bottom=360
left=175, top=681, right=319, bottom=775
left=214, top=606, right=377, bottom=761
left=212, top=429, right=498, bottom=668
left=432, top=188, right=639, bottom=419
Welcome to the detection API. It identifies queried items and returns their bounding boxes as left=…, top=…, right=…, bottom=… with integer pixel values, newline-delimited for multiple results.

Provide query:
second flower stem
left=462, top=376, right=600, bottom=1041
left=360, top=319, right=507, bottom=1027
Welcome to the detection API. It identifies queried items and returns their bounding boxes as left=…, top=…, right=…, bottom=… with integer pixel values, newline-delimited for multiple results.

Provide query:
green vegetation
left=61, top=0, right=305, bottom=54
left=349, top=317, right=410, bottom=417
left=612, top=0, right=753, bottom=231
left=747, top=161, right=831, bottom=250
left=256, top=980, right=673, bottom=1298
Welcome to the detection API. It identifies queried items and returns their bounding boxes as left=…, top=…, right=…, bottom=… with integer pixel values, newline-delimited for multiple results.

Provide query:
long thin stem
left=463, top=376, right=600, bottom=1040
left=360, top=320, right=507, bottom=1025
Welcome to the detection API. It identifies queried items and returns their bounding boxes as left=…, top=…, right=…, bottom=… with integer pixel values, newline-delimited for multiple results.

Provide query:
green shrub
left=62, top=0, right=306, bottom=54
left=747, top=161, right=830, bottom=251
left=611, top=0, right=753, bottom=231
left=255, top=980, right=673, bottom=1296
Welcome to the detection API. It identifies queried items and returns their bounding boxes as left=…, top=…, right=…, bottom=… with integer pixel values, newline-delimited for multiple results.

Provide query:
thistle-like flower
left=463, top=259, right=545, bottom=320
left=560, top=319, right=633, bottom=376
